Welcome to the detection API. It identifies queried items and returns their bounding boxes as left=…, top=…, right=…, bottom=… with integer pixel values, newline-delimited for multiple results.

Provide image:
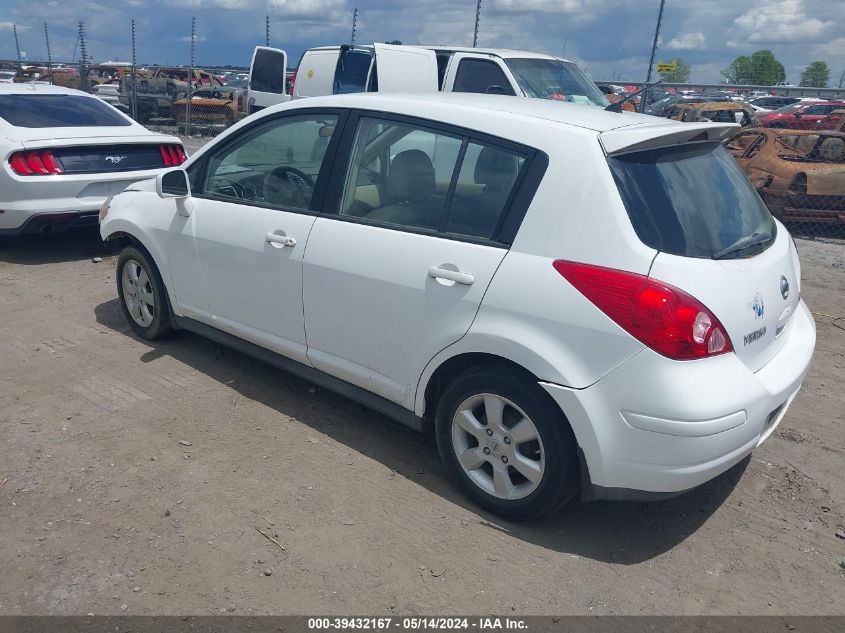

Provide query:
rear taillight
left=159, top=144, right=186, bottom=167
left=288, top=70, right=297, bottom=95
left=9, top=150, right=64, bottom=175
left=553, top=260, right=733, bottom=360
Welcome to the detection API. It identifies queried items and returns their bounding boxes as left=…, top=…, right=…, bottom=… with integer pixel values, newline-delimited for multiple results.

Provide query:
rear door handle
left=265, top=233, right=296, bottom=247
left=428, top=266, right=474, bottom=286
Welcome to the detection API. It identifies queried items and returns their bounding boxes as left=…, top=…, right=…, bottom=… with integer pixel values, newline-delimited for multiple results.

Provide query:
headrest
left=386, top=149, right=436, bottom=203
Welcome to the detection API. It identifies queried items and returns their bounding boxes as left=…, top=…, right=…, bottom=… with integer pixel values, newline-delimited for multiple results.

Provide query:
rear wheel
left=116, top=246, right=172, bottom=340
left=435, top=366, right=579, bottom=520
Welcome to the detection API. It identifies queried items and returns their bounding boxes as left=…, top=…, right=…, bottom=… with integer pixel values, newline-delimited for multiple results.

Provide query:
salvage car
left=171, top=86, right=245, bottom=127
left=669, top=102, right=757, bottom=127
left=757, top=101, right=845, bottom=129
left=726, top=127, right=845, bottom=224
left=0, top=83, right=185, bottom=236
left=814, top=109, right=845, bottom=132
left=100, top=93, right=814, bottom=519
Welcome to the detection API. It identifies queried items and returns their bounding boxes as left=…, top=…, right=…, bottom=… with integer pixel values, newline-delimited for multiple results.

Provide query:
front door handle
left=265, top=232, right=296, bottom=247
left=428, top=266, right=474, bottom=286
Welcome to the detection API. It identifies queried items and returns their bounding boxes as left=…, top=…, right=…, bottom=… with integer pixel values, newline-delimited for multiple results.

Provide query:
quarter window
left=453, top=59, right=516, bottom=96
left=338, top=116, right=526, bottom=240
left=201, top=114, right=338, bottom=210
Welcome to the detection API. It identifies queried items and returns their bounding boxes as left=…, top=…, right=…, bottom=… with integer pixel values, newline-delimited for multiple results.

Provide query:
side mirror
left=156, top=169, right=190, bottom=199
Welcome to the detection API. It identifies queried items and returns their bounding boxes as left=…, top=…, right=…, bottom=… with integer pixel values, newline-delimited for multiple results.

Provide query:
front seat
left=367, top=149, right=440, bottom=228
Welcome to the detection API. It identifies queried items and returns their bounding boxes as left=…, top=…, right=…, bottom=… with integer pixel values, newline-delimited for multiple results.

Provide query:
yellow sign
left=307, top=69, right=314, bottom=80
left=657, top=62, right=677, bottom=73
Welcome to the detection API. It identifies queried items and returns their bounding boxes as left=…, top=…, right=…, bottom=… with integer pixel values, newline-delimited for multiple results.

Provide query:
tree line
left=656, top=51, right=833, bottom=87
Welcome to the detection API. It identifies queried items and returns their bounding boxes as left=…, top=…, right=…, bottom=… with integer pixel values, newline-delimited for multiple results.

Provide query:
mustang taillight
left=9, top=150, right=64, bottom=175
left=553, top=260, right=733, bottom=361
left=159, top=144, right=187, bottom=167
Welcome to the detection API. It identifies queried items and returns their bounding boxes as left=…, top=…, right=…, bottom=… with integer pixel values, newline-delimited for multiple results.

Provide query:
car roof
left=277, top=92, right=671, bottom=133
left=683, top=102, right=750, bottom=111
left=305, top=44, right=563, bottom=61
left=754, top=127, right=845, bottom=138
left=420, top=46, right=562, bottom=60
left=0, top=82, right=95, bottom=97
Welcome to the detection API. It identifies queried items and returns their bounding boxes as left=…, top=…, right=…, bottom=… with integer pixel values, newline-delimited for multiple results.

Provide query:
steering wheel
left=263, top=166, right=315, bottom=207
left=213, top=176, right=257, bottom=201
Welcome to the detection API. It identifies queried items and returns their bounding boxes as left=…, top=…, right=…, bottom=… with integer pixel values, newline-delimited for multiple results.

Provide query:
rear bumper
left=0, top=210, right=100, bottom=235
left=542, top=299, right=816, bottom=497
left=0, top=172, right=158, bottom=232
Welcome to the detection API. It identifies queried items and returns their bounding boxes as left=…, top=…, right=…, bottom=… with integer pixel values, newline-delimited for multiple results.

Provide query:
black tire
left=435, top=365, right=579, bottom=520
left=116, top=245, right=172, bottom=340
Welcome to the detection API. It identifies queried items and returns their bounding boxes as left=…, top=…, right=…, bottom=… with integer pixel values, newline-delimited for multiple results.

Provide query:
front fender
left=101, top=190, right=181, bottom=316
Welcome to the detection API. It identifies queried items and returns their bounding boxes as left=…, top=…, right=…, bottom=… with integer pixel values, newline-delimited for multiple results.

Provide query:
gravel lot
left=0, top=228, right=843, bottom=616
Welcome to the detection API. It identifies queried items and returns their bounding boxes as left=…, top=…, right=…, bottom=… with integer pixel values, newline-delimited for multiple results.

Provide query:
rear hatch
left=604, top=125, right=800, bottom=372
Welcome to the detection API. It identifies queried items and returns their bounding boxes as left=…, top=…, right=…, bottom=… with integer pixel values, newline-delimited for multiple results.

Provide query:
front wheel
left=435, top=366, right=579, bottom=520
left=116, top=246, right=172, bottom=340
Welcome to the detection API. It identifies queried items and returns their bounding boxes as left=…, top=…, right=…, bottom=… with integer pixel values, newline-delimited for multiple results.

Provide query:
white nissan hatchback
left=100, top=93, right=815, bottom=519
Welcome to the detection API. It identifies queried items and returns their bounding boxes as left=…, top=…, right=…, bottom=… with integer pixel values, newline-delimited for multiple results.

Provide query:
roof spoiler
left=600, top=122, right=739, bottom=156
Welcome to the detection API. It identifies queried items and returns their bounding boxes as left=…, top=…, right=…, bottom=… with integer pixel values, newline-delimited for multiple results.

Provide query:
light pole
left=643, top=0, right=666, bottom=112
left=473, top=0, right=481, bottom=48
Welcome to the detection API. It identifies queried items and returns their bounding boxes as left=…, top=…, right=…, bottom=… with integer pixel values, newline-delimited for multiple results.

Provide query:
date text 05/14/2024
left=307, top=618, right=529, bottom=630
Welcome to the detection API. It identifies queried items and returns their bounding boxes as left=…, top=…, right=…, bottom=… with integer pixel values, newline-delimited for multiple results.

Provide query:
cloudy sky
left=1, top=0, right=843, bottom=84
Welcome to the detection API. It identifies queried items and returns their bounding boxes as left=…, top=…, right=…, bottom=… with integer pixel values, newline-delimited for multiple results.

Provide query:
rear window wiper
left=712, top=232, right=773, bottom=260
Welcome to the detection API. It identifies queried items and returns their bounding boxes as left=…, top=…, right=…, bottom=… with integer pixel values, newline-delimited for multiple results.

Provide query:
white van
left=247, top=44, right=608, bottom=113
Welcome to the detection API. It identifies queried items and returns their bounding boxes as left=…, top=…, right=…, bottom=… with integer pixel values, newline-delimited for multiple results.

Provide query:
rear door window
left=0, top=94, right=131, bottom=127
left=250, top=48, right=287, bottom=94
left=337, top=116, right=528, bottom=241
left=334, top=48, right=373, bottom=94
left=609, top=143, right=775, bottom=259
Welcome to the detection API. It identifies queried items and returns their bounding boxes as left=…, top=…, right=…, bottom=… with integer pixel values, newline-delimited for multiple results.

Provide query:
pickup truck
left=247, top=44, right=608, bottom=114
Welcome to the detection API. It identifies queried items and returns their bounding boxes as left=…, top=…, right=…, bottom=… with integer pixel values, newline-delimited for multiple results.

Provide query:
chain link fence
left=1, top=55, right=844, bottom=241
left=0, top=58, right=247, bottom=139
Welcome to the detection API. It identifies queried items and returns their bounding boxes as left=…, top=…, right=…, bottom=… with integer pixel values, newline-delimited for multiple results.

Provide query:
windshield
left=609, top=143, right=775, bottom=259
left=0, top=94, right=131, bottom=127
left=505, top=58, right=608, bottom=106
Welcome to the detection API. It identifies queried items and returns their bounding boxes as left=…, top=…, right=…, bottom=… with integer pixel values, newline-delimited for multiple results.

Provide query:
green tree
left=800, top=61, right=830, bottom=87
left=658, top=58, right=691, bottom=83
left=721, top=50, right=785, bottom=85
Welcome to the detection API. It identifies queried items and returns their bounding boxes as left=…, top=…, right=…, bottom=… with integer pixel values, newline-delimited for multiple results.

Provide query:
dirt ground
left=0, top=229, right=843, bottom=616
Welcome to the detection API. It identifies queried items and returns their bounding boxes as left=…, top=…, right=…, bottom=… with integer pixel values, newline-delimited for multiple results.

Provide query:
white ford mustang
left=0, top=83, right=185, bottom=237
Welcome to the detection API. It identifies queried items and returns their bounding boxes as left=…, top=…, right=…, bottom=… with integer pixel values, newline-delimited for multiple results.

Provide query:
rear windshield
left=0, top=94, right=131, bottom=127
left=505, top=59, right=608, bottom=107
left=609, top=143, right=775, bottom=259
